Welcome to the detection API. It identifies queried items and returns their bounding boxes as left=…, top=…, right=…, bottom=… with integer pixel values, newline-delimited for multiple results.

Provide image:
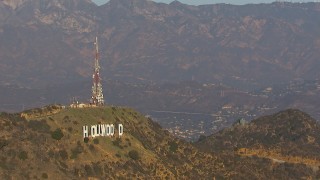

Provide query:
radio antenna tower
left=91, top=37, right=104, bottom=106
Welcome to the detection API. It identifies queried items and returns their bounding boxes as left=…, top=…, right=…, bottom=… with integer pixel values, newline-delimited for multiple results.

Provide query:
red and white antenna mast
left=91, top=36, right=104, bottom=106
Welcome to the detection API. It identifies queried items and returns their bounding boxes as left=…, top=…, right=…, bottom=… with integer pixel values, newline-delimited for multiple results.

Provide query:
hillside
left=197, top=109, right=320, bottom=153
left=197, top=109, right=320, bottom=179
left=0, top=105, right=226, bottom=179
left=1, top=106, right=320, bottom=178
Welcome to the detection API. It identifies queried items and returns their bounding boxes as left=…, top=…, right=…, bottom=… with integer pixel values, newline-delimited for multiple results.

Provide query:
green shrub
left=84, top=165, right=94, bottom=176
left=27, top=120, right=50, bottom=133
left=18, top=151, right=28, bottom=160
left=0, top=140, right=9, bottom=150
left=71, top=143, right=84, bottom=159
left=41, top=173, right=48, bottom=179
left=89, top=144, right=95, bottom=151
left=169, top=141, right=178, bottom=153
left=67, top=127, right=73, bottom=133
left=112, top=139, right=121, bottom=147
left=59, top=150, right=68, bottom=160
left=115, top=153, right=121, bottom=158
left=84, top=137, right=89, bottom=143
left=198, top=135, right=206, bottom=142
left=92, top=163, right=103, bottom=176
left=128, top=150, right=139, bottom=160
left=48, top=150, right=54, bottom=158
left=70, top=151, right=78, bottom=159
left=93, top=138, right=99, bottom=144
left=51, top=128, right=64, bottom=140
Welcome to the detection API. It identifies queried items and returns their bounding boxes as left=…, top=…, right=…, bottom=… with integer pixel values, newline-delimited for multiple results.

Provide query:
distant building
left=222, top=104, right=233, bottom=109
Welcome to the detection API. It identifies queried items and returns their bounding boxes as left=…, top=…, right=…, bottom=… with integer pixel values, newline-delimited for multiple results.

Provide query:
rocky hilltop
left=197, top=109, right=320, bottom=179
left=0, top=106, right=319, bottom=179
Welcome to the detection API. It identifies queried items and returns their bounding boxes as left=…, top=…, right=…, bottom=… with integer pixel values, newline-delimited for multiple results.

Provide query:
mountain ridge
left=1, top=1, right=320, bottom=88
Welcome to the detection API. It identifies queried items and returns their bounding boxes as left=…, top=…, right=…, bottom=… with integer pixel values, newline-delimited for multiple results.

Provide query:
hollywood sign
left=83, top=124, right=123, bottom=138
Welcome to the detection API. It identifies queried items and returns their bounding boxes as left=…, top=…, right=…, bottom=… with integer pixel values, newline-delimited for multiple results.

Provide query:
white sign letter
left=118, top=124, right=123, bottom=137
left=91, top=125, right=97, bottom=138
left=83, top=126, right=89, bottom=138
left=101, top=124, right=106, bottom=136
left=106, top=124, right=111, bottom=136
left=110, top=124, right=115, bottom=136
left=97, top=124, right=103, bottom=137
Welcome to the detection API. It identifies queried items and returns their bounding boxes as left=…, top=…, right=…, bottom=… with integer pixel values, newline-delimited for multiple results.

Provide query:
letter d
left=118, top=124, right=123, bottom=137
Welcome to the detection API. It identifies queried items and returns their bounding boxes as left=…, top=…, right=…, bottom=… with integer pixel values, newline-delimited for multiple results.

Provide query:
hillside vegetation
left=0, top=105, right=225, bottom=179
left=0, top=106, right=320, bottom=179
left=197, top=109, right=320, bottom=179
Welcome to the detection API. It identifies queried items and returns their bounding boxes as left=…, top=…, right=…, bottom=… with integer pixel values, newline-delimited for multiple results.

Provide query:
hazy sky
left=93, top=0, right=315, bottom=6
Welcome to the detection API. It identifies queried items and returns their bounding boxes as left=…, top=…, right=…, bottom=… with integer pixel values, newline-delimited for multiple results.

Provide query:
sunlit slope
left=196, top=109, right=320, bottom=179
left=0, top=105, right=226, bottom=179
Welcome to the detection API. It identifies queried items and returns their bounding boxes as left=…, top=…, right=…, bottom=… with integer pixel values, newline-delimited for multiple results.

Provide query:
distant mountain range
left=1, top=0, right=320, bottom=88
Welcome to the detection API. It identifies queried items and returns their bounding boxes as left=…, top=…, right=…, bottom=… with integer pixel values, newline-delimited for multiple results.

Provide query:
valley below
left=1, top=78, right=320, bottom=141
